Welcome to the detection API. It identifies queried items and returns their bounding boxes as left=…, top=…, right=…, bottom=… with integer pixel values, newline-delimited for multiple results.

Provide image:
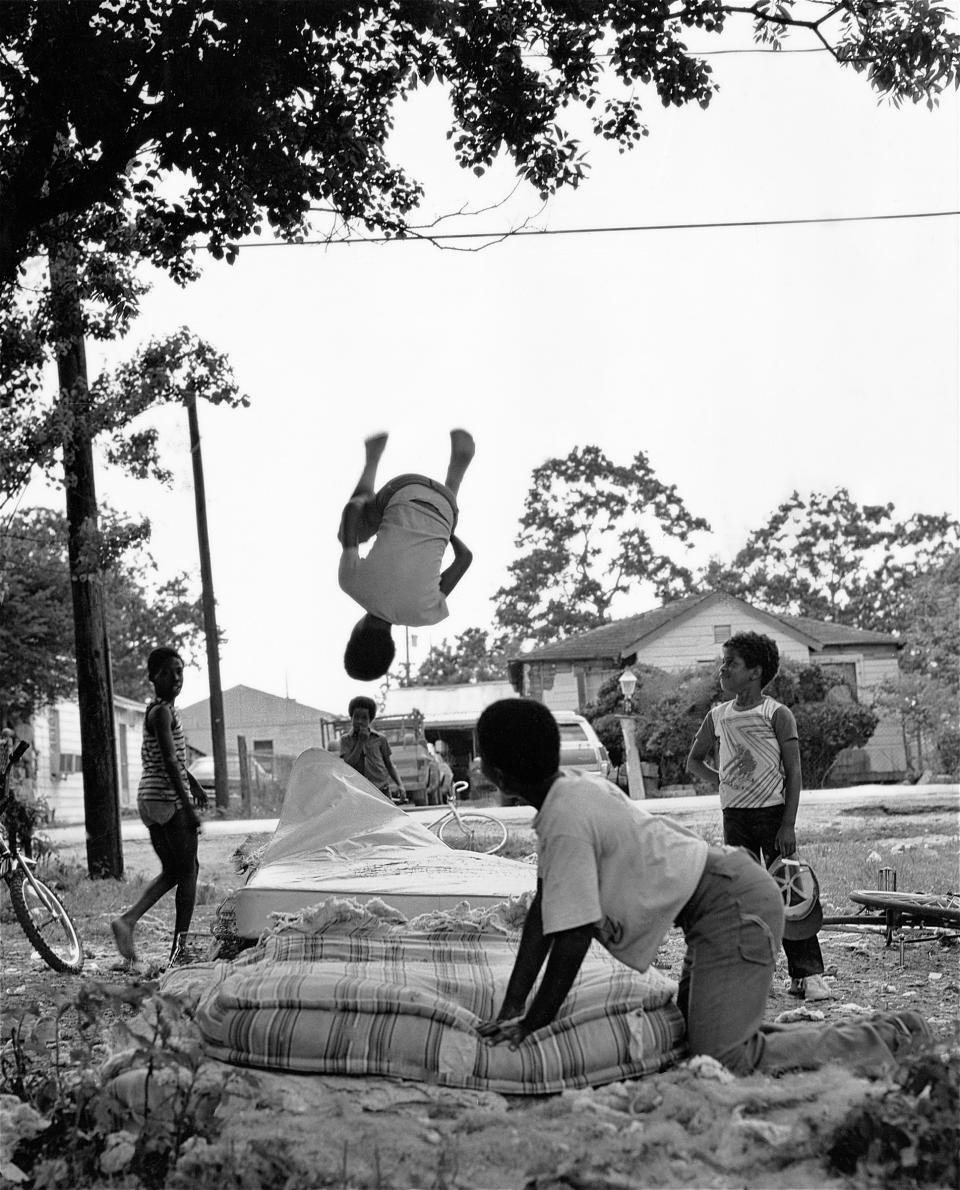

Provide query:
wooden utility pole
left=49, top=245, right=123, bottom=878
left=185, top=392, right=230, bottom=815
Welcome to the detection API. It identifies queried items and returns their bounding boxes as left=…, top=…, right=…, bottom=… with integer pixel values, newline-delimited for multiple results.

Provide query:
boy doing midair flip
left=338, top=430, right=475, bottom=680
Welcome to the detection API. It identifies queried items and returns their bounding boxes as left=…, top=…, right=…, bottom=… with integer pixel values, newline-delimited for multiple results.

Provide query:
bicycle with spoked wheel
left=0, top=738, right=84, bottom=974
left=428, top=781, right=509, bottom=854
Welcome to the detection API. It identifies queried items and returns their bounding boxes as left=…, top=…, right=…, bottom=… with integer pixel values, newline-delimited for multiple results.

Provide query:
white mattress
left=233, top=748, right=536, bottom=938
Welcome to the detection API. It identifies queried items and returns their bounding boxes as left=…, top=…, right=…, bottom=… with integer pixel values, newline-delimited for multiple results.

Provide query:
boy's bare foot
left=449, top=428, right=475, bottom=462
left=364, top=433, right=389, bottom=463
left=111, top=917, right=138, bottom=963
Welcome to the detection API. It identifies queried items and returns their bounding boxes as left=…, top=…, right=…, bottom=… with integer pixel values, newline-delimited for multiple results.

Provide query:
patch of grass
left=804, top=840, right=958, bottom=914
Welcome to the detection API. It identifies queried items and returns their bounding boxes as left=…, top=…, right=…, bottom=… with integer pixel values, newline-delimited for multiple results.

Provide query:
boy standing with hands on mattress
left=338, top=430, right=475, bottom=680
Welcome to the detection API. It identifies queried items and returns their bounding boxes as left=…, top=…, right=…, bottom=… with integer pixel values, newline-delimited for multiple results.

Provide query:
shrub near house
left=583, top=661, right=879, bottom=790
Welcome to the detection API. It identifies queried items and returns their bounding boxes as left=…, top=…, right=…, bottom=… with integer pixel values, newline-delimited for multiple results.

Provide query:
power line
left=236, top=209, right=959, bottom=251
left=525, top=45, right=831, bottom=58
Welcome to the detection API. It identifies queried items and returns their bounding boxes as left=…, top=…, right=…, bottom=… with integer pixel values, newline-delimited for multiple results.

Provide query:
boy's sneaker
left=787, top=975, right=834, bottom=1000
left=802, top=975, right=834, bottom=1001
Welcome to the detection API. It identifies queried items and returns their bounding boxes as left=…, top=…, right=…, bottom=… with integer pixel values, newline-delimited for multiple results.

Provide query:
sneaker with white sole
left=802, top=974, right=834, bottom=1001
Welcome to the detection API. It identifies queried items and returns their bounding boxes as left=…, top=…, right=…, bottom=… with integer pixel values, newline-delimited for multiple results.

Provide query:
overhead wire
left=234, top=208, right=960, bottom=251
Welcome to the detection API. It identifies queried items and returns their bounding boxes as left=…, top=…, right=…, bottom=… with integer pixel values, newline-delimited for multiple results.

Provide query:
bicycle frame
left=1, top=739, right=51, bottom=899
left=0, top=736, right=85, bottom=973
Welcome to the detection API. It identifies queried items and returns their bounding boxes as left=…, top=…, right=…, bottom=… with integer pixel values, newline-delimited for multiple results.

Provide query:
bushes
left=582, top=660, right=880, bottom=789
left=828, top=1048, right=959, bottom=1186
left=792, top=702, right=880, bottom=788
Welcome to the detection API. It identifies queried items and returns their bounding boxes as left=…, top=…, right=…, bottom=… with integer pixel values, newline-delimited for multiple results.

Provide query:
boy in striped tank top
left=687, top=632, right=832, bottom=1002
left=111, top=647, right=207, bottom=967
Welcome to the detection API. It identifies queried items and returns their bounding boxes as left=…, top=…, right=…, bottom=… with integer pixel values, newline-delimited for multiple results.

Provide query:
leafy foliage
left=0, top=981, right=257, bottom=1189
left=701, top=488, right=960, bottom=634
left=494, top=446, right=710, bottom=644
left=767, top=661, right=879, bottom=787
left=896, top=550, right=960, bottom=689
left=581, top=666, right=689, bottom=769
left=829, top=1047, right=960, bottom=1186
left=409, top=626, right=516, bottom=686
left=1, top=327, right=247, bottom=507
left=582, top=658, right=880, bottom=788
left=3, top=0, right=956, bottom=292
left=872, top=671, right=959, bottom=776
left=0, top=505, right=207, bottom=721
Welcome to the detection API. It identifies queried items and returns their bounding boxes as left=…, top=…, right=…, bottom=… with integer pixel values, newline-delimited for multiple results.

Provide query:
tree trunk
left=49, top=245, right=124, bottom=879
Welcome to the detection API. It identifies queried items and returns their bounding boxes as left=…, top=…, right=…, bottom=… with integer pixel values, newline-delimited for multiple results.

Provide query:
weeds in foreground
left=829, top=1047, right=960, bottom=1186
left=1, top=981, right=253, bottom=1188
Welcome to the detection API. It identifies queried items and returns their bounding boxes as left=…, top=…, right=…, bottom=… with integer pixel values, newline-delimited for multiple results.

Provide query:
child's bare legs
left=339, top=433, right=388, bottom=545
left=351, top=432, right=389, bottom=499
left=445, top=429, right=475, bottom=497
left=111, top=815, right=200, bottom=964
left=111, top=872, right=177, bottom=962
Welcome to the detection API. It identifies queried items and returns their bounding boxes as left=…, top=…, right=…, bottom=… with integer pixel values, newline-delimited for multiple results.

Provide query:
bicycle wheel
left=437, top=813, right=508, bottom=855
left=7, top=870, right=84, bottom=973
left=850, top=889, right=960, bottom=926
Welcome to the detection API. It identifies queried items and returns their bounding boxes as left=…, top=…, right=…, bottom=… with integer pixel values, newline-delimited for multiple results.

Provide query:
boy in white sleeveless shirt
left=687, top=631, right=832, bottom=1001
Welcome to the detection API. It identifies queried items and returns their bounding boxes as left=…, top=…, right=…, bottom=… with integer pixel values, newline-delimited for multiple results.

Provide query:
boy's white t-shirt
left=338, top=483, right=452, bottom=627
left=533, top=771, right=709, bottom=973
left=708, top=696, right=792, bottom=810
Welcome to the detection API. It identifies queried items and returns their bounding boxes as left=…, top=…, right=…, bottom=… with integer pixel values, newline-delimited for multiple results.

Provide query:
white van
left=468, top=709, right=611, bottom=798
left=556, top=712, right=611, bottom=779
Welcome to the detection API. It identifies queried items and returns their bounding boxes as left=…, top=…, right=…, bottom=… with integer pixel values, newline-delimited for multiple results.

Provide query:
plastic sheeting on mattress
left=232, top=749, right=536, bottom=938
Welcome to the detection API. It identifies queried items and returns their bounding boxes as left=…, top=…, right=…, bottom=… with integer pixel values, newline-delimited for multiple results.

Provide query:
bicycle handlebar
left=2, top=738, right=28, bottom=786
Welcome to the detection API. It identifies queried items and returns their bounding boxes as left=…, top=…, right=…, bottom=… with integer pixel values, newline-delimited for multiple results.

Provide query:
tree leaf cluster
left=701, top=489, right=960, bottom=634
left=0, top=505, right=209, bottom=722
left=1, top=327, right=248, bottom=507
left=582, top=658, right=880, bottom=787
left=494, top=445, right=710, bottom=645
left=829, top=1047, right=960, bottom=1186
left=407, top=625, right=517, bottom=687
left=2, top=0, right=957, bottom=292
left=493, top=453, right=959, bottom=646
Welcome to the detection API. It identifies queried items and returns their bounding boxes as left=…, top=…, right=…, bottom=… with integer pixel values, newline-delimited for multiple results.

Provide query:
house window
left=713, top=624, right=731, bottom=644
left=821, top=662, right=859, bottom=701
left=252, top=739, right=274, bottom=755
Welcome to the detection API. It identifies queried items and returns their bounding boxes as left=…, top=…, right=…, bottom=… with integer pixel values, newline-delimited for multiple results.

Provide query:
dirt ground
left=2, top=809, right=958, bottom=1189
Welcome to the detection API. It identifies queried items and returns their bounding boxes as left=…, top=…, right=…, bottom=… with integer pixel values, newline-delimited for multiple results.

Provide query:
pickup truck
left=329, top=710, right=443, bottom=805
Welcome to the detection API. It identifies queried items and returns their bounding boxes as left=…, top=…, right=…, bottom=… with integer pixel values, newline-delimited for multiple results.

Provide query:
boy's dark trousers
left=722, top=804, right=825, bottom=979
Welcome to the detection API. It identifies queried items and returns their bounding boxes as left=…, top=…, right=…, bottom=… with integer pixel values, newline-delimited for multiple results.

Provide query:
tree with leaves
left=0, top=324, right=244, bottom=879
left=2, top=328, right=247, bottom=504
left=700, top=488, right=960, bottom=634
left=2, top=0, right=958, bottom=293
left=0, top=505, right=208, bottom=725
left=494, top=446, right=710, bottom=644
left=407, top=626, right=516, bottom=687
left=870, top=552, right=959, bottom=775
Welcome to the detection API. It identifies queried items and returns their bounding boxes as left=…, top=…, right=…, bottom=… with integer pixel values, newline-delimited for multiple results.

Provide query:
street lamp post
left=616, top=669, right=646, bottom=800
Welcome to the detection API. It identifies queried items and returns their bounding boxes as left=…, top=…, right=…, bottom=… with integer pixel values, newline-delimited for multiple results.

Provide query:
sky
left=20, top=26, right=960, bottom=717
